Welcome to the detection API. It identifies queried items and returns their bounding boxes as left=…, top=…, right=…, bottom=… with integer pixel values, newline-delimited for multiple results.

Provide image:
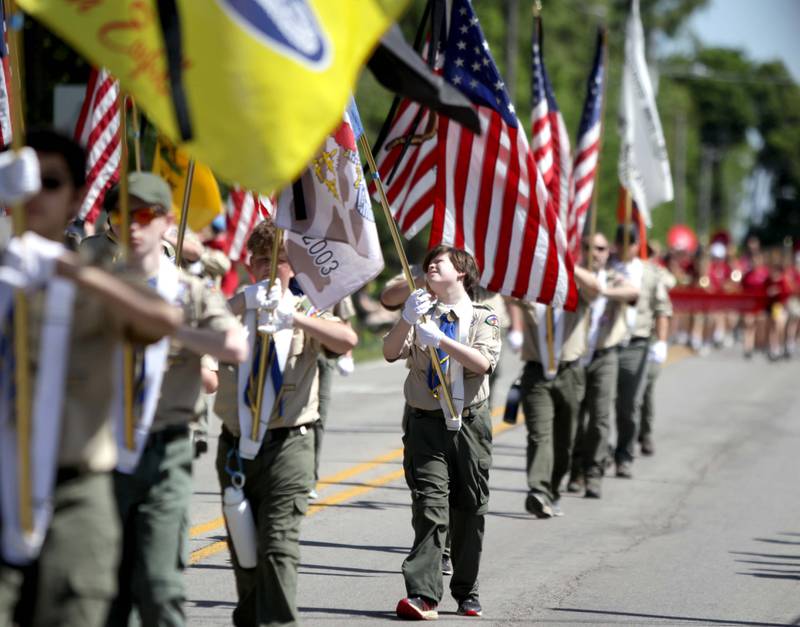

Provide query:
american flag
left=0, top=3, right=13, bottom=147
left=373, top=0, right=576, bottom=308
left=531, top=15, right=571, bottom=230
left=73, top=68, right=120, bottom=224
left=223, top=187, right=273, bottom=263
left=567, top=29, right=606, bottom=258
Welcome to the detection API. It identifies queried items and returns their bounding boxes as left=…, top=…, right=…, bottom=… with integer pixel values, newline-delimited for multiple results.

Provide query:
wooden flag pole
left=175, top=159, right=195, bottom=267
left=623, top=187, right=632, bottom=262
left=251, top=227, right=284, bottom=442
left=5, top=0, right=32, bottom=533
left=129, top=96, right=142, bottom=172
left=357, top=131, right=458, bottom=420
left=118, top=92, right=137, bottom=451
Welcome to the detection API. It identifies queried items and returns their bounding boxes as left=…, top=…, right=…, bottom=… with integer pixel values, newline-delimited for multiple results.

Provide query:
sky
left=676, top=0, right=800, bottom=81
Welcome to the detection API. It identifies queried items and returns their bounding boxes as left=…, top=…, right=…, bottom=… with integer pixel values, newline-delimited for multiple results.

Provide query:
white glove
left=336, top=355, right=355, bottom=376
left=415, top=319, right=445, bottom=348
left=0, top=232, right=65, bottom=290
left=648, top=340, right=668, bottom=364
left=0, top=147, right=40, bottom=206
left=257, top=295, right=294, bottom=334
left=243, top=279, right=280, bottom=310
left=506, top=329, right=523, bottom=353
left=402, top=288, right=432, bottom=325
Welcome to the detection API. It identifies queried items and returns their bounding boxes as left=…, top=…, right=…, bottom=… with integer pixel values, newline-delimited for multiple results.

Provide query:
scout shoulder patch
left=485, top=314, right=500, bottom=328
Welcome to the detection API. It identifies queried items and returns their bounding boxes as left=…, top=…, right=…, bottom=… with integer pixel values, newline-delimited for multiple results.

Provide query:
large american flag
left=567, top=29, right=606, bottom=258
left=531, top=15, right=571, bottom=230
left=0, top=3, right=13, bottom=147
left=374, top=0, right=576, bottom=308
left=73, top=68, right=120, bottom=224
left=223, top=187, right=273, bottom=263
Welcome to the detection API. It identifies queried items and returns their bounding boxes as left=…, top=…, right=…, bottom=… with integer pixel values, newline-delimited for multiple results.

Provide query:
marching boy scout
left=103, top=173, right=247, bottom=626
left=569, top=233, right=639, bottom=498
left=383, top=245, right=501, bottom=620
left=509, top=265, right=599, bottom=518
left=215, top=222, right=357, bottom=626
left=0, top=131, right=182, bottom=626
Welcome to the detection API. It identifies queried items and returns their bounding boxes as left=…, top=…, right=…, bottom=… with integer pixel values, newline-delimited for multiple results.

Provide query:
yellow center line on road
left=188, top=347, right=693, bottom=564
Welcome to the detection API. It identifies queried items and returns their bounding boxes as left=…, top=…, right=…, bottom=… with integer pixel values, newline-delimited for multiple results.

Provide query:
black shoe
left=584, top=477, right=602, bottom=499
left=457, top=597, right=483, bottom=617
left=441, top=555, right=453, bottom=576
left=640, top=435, right=655, bottom=456
left=615, top=461, right=633, bottom=479
left=567, top=475, right=584, bottom=493
left=193, top=436, right=208, bottom=459
left=525, top=492, right=553, bottom=519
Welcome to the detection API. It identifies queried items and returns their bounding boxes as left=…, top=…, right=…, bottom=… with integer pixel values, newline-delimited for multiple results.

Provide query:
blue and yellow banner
left=18, top=0, right=409, bottom=194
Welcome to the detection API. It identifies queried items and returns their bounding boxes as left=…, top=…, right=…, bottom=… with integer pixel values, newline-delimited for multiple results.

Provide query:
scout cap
left=106, top=172, right=173, bottom=214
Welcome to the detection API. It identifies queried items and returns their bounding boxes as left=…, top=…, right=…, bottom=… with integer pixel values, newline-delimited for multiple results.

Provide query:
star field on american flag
left=531, top=41, right=560, bottom=113
left=443, top=0, right=518, bottom=127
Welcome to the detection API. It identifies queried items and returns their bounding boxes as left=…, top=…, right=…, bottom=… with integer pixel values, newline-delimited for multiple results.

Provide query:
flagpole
left=175, top=159, right=195, bottom=267
left=623, top=187, right=632, bottom=261
left=5, top=0, right=32, bottom=534
left=358, top=131, right=458, bottom=420
left=251, top=227, right=283, bottom=442
left=129, top=95, right=142, bottom=172
left=118, top=91, right=137, bottom=451
left=586, top=27, right=608, bottom=263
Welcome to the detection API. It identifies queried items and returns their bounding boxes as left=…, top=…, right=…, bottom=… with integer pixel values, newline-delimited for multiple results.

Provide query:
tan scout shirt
left=519, top=301, right=589, bottom=364
left=595, top=268, right=629, bottom=350
left=21, top=286, right=123, bottom=471
left=216, top=296, right=338, bottom=436
left=152, top=272, right=238, bottom=431
left=394, top=302, right=501, bottom=411
left=79, top=231, right=121, bottom=267
left=630, top=261, right=673, bottom=340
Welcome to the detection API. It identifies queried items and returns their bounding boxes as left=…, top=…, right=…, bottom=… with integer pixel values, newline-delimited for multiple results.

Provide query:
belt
left=627, top=336, right=650, bottom=346
left=147, top=424, right=190, bottom=446
left=527, top=359, right=578, bottom=374
left=592, top=345, right=618, bottom=358
left=220, top=422, right=312, bottom=447
left=55, top=466, right=97, bottom=484
left=410, top=401, right=487, bottom=420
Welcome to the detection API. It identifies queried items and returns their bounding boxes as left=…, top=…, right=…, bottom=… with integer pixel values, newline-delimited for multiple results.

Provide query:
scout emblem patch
left=485, top=314, right=499, bottom=328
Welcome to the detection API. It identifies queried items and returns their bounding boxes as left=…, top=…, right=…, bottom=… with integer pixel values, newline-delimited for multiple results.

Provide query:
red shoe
left=396, top=596, right=439, bottom=620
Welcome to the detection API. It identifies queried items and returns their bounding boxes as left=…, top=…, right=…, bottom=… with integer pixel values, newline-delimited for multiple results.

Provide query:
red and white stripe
left=224, top=187, right=273, bottom=262
left=567, top=121, right=601, bottom=256
left=73, top=68, right=120, bottom=224
left=374, top=102, right=577, bottom=309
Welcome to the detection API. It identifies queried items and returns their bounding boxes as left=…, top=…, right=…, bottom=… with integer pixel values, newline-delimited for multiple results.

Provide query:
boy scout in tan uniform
left=0, top=131, right=181, bottom=627
left=215, top=222, right=357, bottom=627
left=613, top=228, right=673, bottom=478
left=99, top=173, right=245, bottom=627
left=384, top=246, right=501, bottom=621
left=569, top=233, right=639, bottom=498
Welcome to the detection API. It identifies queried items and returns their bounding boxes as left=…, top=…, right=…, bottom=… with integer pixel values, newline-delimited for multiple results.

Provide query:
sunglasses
left=110, top=206, right=166, bottom=227
left=41, top=176, right=67, bottom=191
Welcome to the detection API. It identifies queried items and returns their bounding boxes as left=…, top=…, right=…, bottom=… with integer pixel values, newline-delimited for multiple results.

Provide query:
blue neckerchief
left=243, top=337, right=284, bottom=419
left=427, top=312, right=457, bottom=394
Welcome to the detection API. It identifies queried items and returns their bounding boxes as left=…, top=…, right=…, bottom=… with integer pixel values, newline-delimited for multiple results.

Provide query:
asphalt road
left=185, top=347, right=800, bottom=626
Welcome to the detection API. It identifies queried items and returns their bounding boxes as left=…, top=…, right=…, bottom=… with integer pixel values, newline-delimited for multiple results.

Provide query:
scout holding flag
left=0, top=130, right=182, bottom=626
left=215, top=222, right=357, bottom=626
left=382, top=246, right=501, bottom=620
left=97, top=173, right=247, bottom=626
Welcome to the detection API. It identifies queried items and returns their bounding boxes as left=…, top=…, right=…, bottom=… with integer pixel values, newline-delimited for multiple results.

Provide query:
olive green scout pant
left=401, top=403, right=492, bottom=605
left=639, top=359, right=661, bottom=443
left=615, top=338, right=650, bottom=464
left=521, top=361, right=586, bottom=503
left=108, top=427, right=193, bottom=627
left=216, top=424, right=314, bottom=627
left=0, top=471, right=120, bottom=627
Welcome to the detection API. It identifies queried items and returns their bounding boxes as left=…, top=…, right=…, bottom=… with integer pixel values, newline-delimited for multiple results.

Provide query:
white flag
left=277, top=104, right=383, bottom=310
left=618, top=0, right=673, bottom=226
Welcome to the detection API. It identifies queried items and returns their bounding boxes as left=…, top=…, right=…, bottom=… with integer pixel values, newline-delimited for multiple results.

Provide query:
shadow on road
left=299, top=606, right=397, bottom=620
left=552, top=607, right=797, bottom=626
left=733, top=531, right=800, bottom=582
left=300, top=539, right=409, bottom=554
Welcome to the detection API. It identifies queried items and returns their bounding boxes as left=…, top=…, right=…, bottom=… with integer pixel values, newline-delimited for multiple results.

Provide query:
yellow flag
left=19, top=0, right=409, bottom=194
left=152, top=137, right=222, bottom=233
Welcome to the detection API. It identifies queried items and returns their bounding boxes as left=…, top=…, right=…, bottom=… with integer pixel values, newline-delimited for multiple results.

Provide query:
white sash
left=432, top=298, right=472, bottom=430
left=621, top=258, right=643, bottom=340
left=237, top=293, right=293, bottom=459
left=0, top=278, right=75, bottom=565
left=535, top=303, right=564, bottom=380
left=583, top=270, right=608, bottom=366
left=112, top=259, right=180, bottom=473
